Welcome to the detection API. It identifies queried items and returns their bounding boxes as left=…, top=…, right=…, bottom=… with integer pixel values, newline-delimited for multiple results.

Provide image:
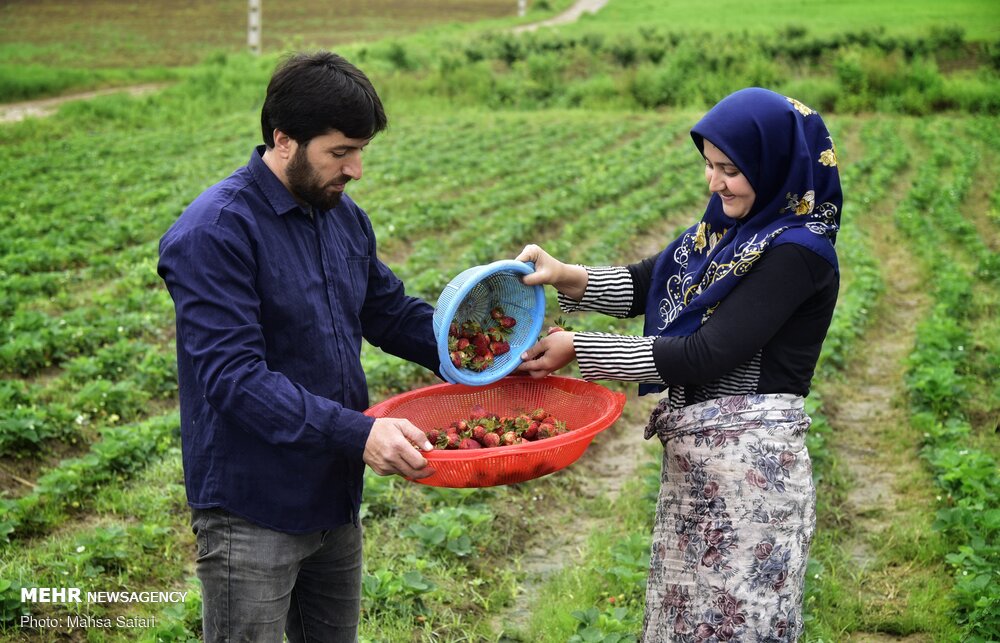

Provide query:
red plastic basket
left=363, top=376, right=627, bottom=488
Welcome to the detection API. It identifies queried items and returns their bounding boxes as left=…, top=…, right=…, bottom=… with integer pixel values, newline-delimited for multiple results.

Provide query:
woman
left=516, top=87, right=841, bottom=641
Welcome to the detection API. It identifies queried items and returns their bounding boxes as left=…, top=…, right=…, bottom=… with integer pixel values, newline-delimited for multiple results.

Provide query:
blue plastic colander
left=433, top=260, right=546, bottom=386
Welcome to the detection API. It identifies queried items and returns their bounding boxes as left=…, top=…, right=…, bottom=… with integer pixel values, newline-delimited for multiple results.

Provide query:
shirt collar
left=248, top=145, right=309, bottom=218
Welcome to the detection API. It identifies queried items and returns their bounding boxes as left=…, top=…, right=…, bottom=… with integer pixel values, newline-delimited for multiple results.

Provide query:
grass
left=1, top=453, right=190, bottom=638
left=579, top=0, right=1000, bottom=41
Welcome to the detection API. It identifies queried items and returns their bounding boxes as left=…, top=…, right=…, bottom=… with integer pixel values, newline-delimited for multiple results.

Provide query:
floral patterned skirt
left=642, top=394, right=815, bottom=643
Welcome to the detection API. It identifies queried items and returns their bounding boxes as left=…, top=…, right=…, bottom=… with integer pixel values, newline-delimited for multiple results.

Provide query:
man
left=157, top=51, right=439, bottom=642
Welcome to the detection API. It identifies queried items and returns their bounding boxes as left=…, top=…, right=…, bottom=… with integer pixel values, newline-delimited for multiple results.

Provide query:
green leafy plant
left=569, top=605, right=640, bottom=643
left=361, top=566, right=435, bottom=619
left=404, top=505, right=493, bottom=557
left=0, top=579, right=31, bottom=627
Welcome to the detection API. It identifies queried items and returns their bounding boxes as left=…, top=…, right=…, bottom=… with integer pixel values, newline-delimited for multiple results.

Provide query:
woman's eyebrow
left=705, top=157, right=737, bottom=169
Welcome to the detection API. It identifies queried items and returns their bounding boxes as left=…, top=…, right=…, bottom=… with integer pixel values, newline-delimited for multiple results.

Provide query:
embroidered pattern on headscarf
left=787, top=97, right=815, bottom=116
left=655, top=228, right=788, bottom=332
left=820, top=148, right=837, bottom=167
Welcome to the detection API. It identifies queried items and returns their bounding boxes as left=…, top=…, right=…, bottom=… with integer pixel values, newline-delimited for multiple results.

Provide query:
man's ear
left=272, top=129, right=294, bottom=158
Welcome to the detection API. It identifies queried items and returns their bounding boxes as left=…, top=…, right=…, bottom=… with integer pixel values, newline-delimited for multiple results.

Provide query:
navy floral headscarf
left=640, top=87, right=842, bottom=395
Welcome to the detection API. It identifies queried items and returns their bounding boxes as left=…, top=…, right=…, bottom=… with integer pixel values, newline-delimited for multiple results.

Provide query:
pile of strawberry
left=447, top=306, right=517, bottom=372
left=426, top=404, right=569, bottom=450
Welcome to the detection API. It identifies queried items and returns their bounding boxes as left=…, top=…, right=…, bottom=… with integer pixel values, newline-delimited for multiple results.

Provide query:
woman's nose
left=708, top=170, right=725, bottom=192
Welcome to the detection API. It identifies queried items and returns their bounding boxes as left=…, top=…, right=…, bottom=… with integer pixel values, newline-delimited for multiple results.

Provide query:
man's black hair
left=261, top=51, right=387, bottom=147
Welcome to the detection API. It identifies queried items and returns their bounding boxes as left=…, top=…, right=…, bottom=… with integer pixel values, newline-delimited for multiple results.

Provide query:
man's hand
left=364, top=418, right=435, bottom=479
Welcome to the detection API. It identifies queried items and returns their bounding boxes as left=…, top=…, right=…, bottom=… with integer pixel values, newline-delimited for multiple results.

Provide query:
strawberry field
left=1, top=1, right=999, bottom=641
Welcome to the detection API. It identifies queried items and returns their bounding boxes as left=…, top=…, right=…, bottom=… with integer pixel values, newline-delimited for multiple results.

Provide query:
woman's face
left=702, top=139, right=756, bottom=219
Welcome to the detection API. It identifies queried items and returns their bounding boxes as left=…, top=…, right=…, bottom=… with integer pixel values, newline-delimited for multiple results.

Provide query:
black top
left=628, top=244, right=838, bottom=405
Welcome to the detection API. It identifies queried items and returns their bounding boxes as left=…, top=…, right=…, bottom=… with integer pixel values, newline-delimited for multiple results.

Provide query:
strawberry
left=437, top=406, right=570, bottom=448
left=472, top=333, right=490, bottom=355
left=550, top=316, right=572, bottom=332
left=461, top=320, right=482, bottom=339
left=470, top=352, right=494, bottom=371
left=449, top=322, right=459, bottom=337
left=544, top=317, right=573, bottom=338
left=490, top=340, right=510, bottom=356
left=459, top=437, right=482, bottom=449
left=450, top=311, right=521, bottom=372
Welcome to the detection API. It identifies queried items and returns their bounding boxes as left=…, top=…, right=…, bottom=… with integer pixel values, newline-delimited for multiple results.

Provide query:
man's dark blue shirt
left=158, top=146, right=439, bottom=533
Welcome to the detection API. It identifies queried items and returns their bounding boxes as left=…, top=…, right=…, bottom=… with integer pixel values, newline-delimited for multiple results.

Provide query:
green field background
left=1, top=1, right=998, bottom=641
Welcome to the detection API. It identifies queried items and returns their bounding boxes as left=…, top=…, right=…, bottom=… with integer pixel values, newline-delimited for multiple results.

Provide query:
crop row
left=383, top=119, right=684, bottom=283
left=801, top=118, right=896, bottom=483
left=893, top=118, right=999, bottom=640
left=1, top=413, right=180, bottom=542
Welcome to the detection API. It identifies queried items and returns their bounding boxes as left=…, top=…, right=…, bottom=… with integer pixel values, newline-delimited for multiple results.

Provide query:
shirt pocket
left=345, top=255, right=369, bottom=313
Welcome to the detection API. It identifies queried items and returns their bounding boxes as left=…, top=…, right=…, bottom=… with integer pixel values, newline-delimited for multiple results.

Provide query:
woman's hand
left=516, top=244, right=587, bottom=300
left=516, top=331, right=577, bottom=378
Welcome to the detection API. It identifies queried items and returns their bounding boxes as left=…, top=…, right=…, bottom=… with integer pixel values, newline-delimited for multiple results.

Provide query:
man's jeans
left=191, top=508, right=363, bottom=643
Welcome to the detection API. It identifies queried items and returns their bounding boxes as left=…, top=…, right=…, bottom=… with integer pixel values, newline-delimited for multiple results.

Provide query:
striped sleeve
left=557, top=266, right=633, bottom=318
left=573, top=332, right=664, bottom=384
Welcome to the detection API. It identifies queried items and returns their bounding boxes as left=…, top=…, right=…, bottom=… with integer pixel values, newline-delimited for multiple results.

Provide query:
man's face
left=285, top=130, right=370, bottom=211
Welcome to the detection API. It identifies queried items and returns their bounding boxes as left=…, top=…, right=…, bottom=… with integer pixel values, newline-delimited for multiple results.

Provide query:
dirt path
left=825, top=215, right=930, bottom=560
left=0, top=83, right=167, bottom=124
left=513, top=0, right=610, bottom=34
left=819, top=194, right=938, bottom=640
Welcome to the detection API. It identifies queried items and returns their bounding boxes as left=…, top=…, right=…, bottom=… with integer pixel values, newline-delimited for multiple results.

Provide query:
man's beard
left=286, top=145, right=348, bottom=211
